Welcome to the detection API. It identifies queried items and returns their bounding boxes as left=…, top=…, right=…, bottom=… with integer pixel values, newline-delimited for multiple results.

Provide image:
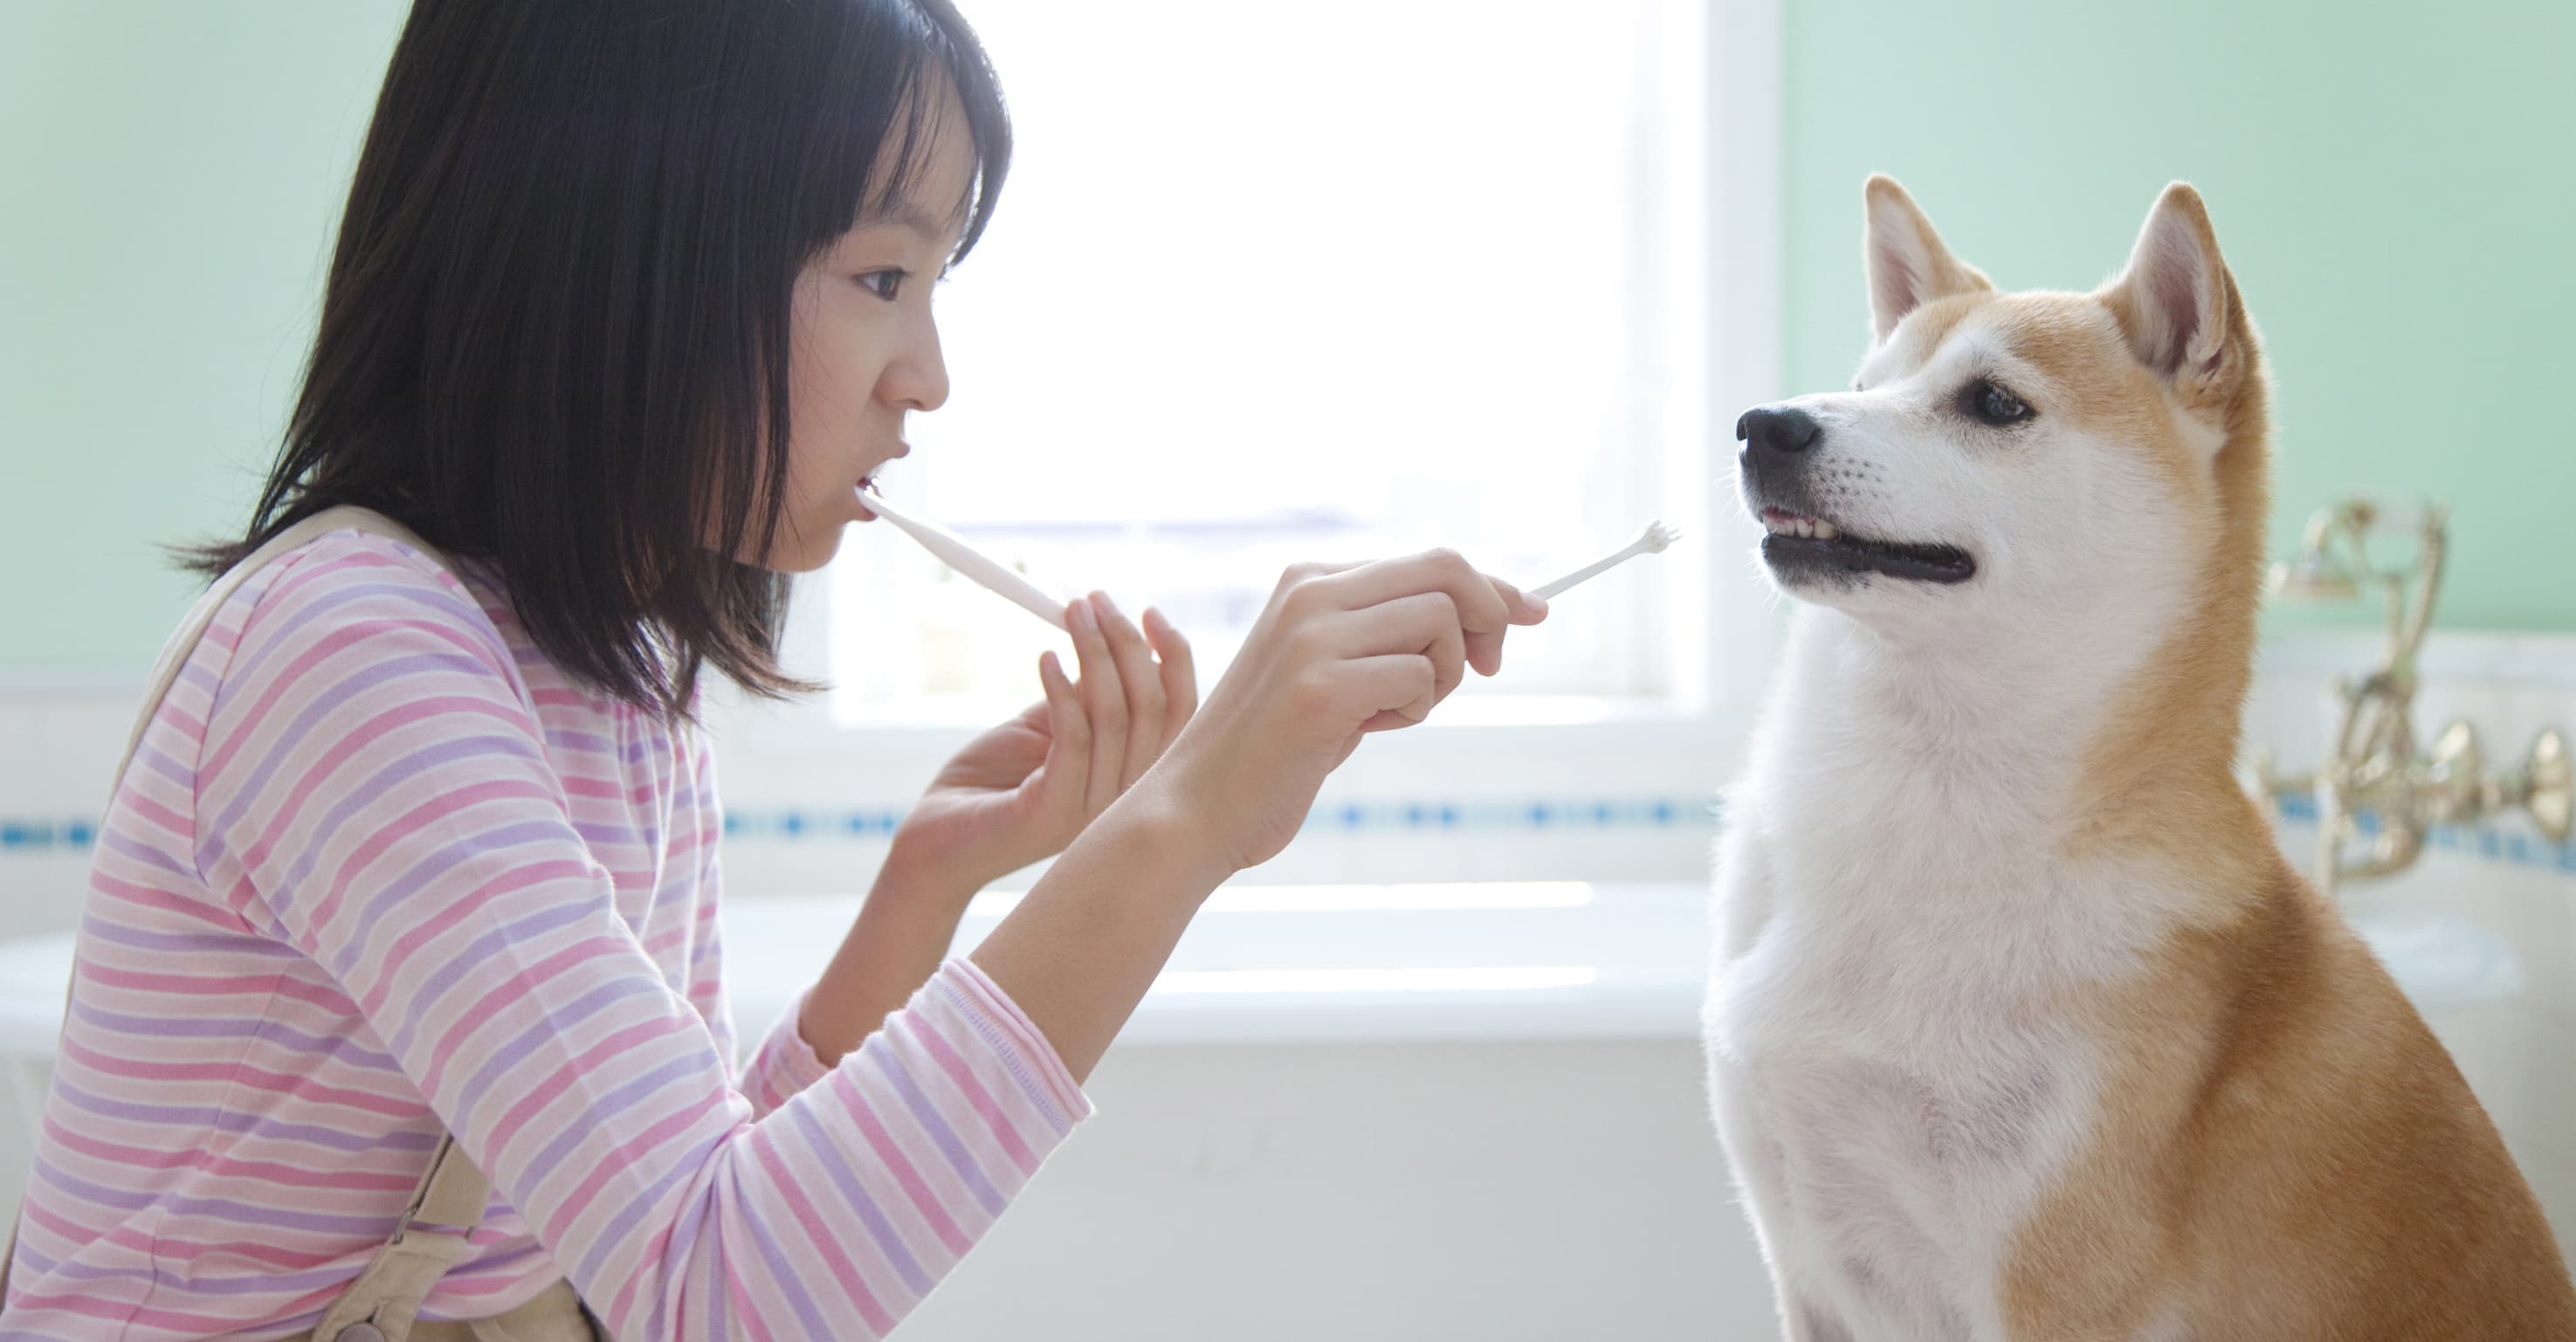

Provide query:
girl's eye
left=855, top=269, right=909, bottom=301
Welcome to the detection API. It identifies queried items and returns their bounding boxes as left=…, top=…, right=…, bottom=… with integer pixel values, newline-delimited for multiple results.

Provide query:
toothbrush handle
left=1530, top=543, right=1642, bottom=601
left=866, top=497, right=1071, bottom=631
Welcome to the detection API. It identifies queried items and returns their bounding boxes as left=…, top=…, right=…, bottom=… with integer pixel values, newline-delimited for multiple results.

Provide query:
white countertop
left=0, top=881, right=2528, bottom=1060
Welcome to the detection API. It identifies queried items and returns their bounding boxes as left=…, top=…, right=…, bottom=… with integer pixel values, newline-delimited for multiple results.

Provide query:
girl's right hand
left=1144, top=549, right=1548, bottom=874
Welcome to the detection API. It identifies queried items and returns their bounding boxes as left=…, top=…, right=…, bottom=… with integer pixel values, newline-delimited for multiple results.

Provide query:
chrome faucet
left=2250, top=497, right=2569, bottom=895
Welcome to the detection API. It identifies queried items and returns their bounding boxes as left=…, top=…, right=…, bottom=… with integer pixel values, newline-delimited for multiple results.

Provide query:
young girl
left=0, top=2, right=1543, bottom=1338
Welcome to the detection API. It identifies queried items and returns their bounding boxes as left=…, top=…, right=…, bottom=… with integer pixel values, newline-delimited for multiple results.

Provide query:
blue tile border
left=2272, top=789, right=2576, bottom=873
left=1, top=819, right=97, bottom=853
left=724, top=795, right=1717, bottom=841
left=13, top=791, right=2576, bottom=873
left=3, top=797, right=1720, bottom=856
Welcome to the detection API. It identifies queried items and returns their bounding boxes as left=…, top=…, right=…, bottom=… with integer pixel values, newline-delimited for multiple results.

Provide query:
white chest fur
left=1703, top=618, right=2186, bottom=1342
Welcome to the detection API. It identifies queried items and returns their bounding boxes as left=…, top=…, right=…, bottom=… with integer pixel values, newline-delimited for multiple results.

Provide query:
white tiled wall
left=11, top=630, right=2569, bottom=922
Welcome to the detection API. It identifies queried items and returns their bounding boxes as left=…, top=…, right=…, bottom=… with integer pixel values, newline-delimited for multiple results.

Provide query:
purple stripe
left=77, top=913, right=293, bottom=958
left=454, top=974, right=672, bottom=1117
left=574, top=1125, right=730, bottom=1291
left=177, top=659, right=223, bottom=693
left=209, top=647, right=517, bottom=841
left=131, top=740, right=196, bottom=790
left=434, top=1236, right=550, bottom=1286
left=573, top=822, right=646, bottom=849
left=731, top=1186, right=839, bottom=1338
left=221, top=571, right=496, bottom=705
left=24, top=1244, right=357, bottom=1295
left=342, top=817, right=581, bottom=946
left=93, top=829, right=198, bottom=883
left=521, top=1053, right=712, bottom=1179
left=929, top=974, right=1074, bottom=1133
left=245, top=731, right=550, bottom=904
left=382, top=893, right=608, bottom=1063
left=51, top=1077, right=438, bottom=1155
left=29, top=1160, right=396, bottom=1237
left=785, top=1094, right=939, bottom=1295
left=637, top=1167, right=720, bottom=1342
left=864, top=1047, right=1006, bottom=1216
left=69, top=1000, right=399, bottom=1070
left=542, top=729, right=623, bottom=757
left=703, top=1240, right=725, bottom=1340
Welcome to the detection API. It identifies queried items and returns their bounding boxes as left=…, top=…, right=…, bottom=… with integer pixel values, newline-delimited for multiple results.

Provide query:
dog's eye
left=1964, top=378, right=2031, bottom=426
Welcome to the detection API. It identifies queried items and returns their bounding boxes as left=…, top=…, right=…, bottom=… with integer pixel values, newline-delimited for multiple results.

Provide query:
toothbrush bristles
left=1526, top=520, right=1686, bottom=601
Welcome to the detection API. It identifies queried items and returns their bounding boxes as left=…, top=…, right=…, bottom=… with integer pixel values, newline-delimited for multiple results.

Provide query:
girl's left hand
left=882, top=591, right=1197, bottom=904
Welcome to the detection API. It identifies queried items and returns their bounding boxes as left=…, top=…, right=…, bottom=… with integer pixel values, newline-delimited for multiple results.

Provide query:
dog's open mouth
left=1759, top=507, right=1975, bottom=585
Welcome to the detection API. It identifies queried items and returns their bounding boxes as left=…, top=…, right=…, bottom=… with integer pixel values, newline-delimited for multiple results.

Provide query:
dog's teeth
left=1814, top=520, right=1839, bottom=540
left=1795, top=518, right=1815, bottom=539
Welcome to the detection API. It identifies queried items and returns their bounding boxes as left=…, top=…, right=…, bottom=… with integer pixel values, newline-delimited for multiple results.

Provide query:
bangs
left=802, top=1, right=1012, bottom=266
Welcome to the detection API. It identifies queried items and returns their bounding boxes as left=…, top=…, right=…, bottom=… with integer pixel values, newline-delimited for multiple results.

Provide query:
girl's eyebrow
left=861, top=203, right=969, bottom=245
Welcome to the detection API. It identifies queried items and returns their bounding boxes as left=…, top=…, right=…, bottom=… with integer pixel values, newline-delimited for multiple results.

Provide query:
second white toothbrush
left=1529, top=522, right=1684, bottom=601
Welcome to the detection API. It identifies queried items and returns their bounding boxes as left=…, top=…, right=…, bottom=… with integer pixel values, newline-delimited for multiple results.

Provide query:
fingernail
left=1069, top=598, right=1096, bottom=632
left=1093, top=591, right=1120, bottom=620
left=1522, top=593, right=1550, bottom=619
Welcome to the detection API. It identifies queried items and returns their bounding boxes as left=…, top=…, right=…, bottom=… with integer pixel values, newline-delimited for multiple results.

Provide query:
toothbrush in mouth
left=857, top=485, right=1071, bottom=631
left=1529, top=521, right=1684, bottom=601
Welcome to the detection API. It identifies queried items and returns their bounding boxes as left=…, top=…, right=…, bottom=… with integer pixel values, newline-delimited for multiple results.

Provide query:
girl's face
left=761, top=105, right=976, bottom=573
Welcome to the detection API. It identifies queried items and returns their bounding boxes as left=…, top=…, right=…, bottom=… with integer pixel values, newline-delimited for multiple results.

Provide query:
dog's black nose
left=1737, top=405, right=1822, bottom=458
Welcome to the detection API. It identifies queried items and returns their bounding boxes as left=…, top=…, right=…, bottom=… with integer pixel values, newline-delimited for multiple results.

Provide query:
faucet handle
left=2524, top=729, right=2572, bottom=843
left=2428, top=719, right=2483, bottom=780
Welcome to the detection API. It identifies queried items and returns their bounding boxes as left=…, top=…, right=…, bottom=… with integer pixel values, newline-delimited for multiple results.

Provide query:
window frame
left=718, top=0, right=1786, bottom=809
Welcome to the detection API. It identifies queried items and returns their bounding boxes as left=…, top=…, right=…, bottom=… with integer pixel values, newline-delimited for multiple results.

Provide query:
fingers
left=1487, top=574, right=1549, bottom=626
left=1031, top=650, right=1088, bottom=814
left=1330, top=590, right=1468, bottom=708
left=1477, top=575, right=1546, bottom=675
left=1065, top=596, right=1129, bottom=814
left=1143, top=607, right=1198, bottom=754
left=1313, top=549, right=1519, bottom=677
left=1335, top=653, right=1439, bottom=733
left=1090, top=594, right=1166, bottom=791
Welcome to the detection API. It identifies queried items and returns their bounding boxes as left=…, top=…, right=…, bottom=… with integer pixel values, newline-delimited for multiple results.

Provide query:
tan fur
left=1870, top=181, right=2576, bottom=1339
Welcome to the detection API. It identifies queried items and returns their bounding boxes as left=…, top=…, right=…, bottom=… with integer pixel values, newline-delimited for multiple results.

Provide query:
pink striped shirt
left=2, top=530, right=1090, bottom=1340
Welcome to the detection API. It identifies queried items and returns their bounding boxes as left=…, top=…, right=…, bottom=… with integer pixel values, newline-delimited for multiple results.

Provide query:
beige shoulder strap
left=3, top=506, right=492, bottom=1322
left=107, top=506, right=464, bottom=803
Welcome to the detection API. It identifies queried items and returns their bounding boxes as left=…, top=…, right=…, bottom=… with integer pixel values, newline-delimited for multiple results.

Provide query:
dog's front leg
left=1708, top=821, right=1827, bottom=1339
left=1782, top=1297, right=1857, bottom=1342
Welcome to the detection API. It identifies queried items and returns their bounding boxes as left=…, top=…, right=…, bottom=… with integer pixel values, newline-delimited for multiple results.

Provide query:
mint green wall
left=0, top=3, right=405, bottom=670
left=1782, top=0, right=2576, bottom=631
left=5, top=2, right=2571, bottom=671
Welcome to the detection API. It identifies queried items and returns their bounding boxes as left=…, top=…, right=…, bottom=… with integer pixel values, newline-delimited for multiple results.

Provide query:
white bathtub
left=0, top=867, right=2565, bottom=1338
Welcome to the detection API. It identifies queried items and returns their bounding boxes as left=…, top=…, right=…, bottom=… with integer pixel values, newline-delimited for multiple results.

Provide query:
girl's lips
left=855, top=443, right=908, bottom=520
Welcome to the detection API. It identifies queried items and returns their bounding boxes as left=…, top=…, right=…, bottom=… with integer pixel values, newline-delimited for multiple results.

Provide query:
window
left=828, top=0, right=1725, bottom=728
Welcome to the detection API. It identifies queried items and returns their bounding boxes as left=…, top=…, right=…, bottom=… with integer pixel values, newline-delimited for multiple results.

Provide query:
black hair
left=189, top=0, right=1010, bottom=719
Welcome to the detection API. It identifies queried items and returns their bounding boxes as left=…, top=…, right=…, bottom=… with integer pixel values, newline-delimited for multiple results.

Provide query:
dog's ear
left=1863, top=175, right=1991, bottom=342
left=2104, top=182, right=2239, bottom=390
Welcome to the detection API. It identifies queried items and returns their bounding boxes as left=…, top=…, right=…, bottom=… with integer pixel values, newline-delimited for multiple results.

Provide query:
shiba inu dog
left=1703, top=175, right=2575, bottom=1341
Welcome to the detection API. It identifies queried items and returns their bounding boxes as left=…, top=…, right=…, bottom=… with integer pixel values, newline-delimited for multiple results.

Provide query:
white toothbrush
left=858, top=486, right=1071, bottom=631
left=1529, top=522, right=1684, bottom=601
